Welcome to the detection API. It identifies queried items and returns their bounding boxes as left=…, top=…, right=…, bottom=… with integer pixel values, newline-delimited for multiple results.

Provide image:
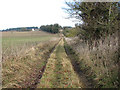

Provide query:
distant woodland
left=40, top=24, right=62, bottom=33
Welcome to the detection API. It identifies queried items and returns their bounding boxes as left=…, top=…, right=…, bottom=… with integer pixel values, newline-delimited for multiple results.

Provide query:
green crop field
left=2, top=31, right=59, bottom=60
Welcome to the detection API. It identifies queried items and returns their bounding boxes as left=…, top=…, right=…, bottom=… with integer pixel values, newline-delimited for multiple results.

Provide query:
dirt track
left=37, top=38, right=83, bottom=88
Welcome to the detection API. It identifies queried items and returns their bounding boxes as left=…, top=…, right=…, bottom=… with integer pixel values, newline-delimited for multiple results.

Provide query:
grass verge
left=64, top=39, right=96, bottom=88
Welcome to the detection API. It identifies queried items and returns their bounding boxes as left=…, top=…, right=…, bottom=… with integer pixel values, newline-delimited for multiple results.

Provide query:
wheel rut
left=37, top=38, right=83, bottom=88
left=27, top=38, right=62, bottom=88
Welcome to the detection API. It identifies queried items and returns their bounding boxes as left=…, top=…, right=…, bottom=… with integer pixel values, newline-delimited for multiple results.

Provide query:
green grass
left=2, top=31, right=58, bottom=48
left=38, top=38, right=82, bottom=88
left=63, top=28, right=79, bottom=37
left=54, top=45, right=64, bottom=88
left=2, top=36, right=54, bottom=48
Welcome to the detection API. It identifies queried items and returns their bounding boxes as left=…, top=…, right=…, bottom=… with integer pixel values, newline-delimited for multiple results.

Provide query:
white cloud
left=0, top=0, right=76, bottom=30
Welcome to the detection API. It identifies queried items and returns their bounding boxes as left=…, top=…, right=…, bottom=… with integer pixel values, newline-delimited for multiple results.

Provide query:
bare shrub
left=66, top=32, right=119, bottom=87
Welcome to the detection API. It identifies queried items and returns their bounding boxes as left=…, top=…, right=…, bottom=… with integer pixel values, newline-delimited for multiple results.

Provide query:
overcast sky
left=0, top=0, right=76, bottom=30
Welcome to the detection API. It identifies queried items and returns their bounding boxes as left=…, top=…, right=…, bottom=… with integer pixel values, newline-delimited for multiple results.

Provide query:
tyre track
left=37, top=38, right=82, bottom=88
left=28, top=38, right=62, bottom=88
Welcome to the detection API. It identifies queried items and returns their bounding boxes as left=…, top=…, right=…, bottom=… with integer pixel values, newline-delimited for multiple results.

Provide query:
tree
left=40, top=24, right=62, bottom=33
left=65, top=1, right=119, bottom=42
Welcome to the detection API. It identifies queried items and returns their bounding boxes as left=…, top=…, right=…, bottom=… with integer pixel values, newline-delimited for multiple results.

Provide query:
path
left=37, top=38, right=83, bottom=88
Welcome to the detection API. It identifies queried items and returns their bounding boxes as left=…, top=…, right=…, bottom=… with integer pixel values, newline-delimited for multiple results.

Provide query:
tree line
left=40, top=24, right=62, bottom=34
left=2, top=27, right=38, bottom=32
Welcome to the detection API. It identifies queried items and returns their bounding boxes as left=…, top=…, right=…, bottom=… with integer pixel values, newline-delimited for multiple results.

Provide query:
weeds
left=65, top=32, right=119, bottom=88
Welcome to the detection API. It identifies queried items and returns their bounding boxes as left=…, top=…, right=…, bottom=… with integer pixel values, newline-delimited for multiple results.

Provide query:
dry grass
left=2, top=39, right=59, bottom=88
left=65, top=32, right=119, bottom=88
left=2, top=31, right=60, bottom=88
